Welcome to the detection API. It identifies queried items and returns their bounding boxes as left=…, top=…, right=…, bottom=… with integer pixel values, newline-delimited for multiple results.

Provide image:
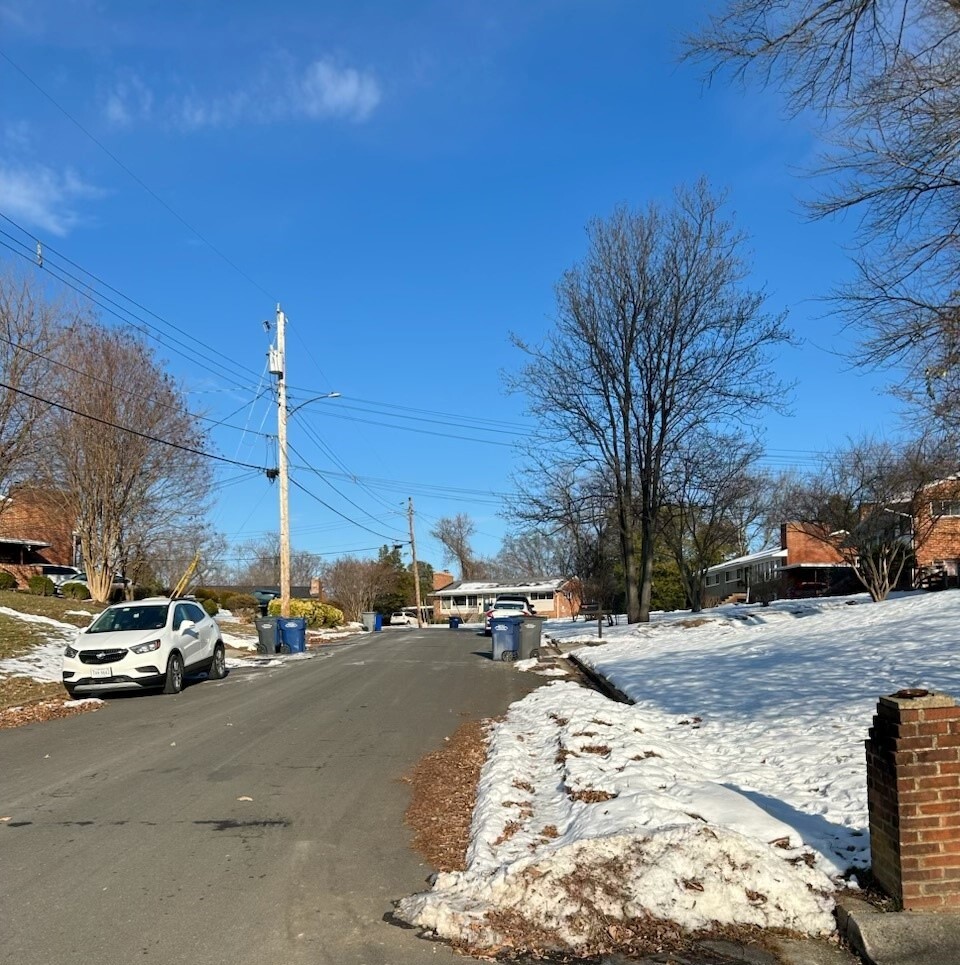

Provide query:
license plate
left=91, top=666, right=113, bottom=679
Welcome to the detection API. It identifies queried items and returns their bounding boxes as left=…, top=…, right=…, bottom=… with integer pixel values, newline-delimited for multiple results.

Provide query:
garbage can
left=361, top=611, right=376, bottom=632
left=254, top=617, right=279, bottom=655
left=374, top=612, right=383, bottom=632
left=519, top=616, right=544, bottom=660
left=279, top=617, right=307, bottom=654
left=448, top=616, right=462, bottom=629
left=491, top=616, right=521, bottom=661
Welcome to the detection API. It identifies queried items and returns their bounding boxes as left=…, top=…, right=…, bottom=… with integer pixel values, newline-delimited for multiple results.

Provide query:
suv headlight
left=64, top=644, right=78, bottom=658
left=131, top=639, right=162, bottom=654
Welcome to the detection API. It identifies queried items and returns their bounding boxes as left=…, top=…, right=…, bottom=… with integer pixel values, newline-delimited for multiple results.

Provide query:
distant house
left=429, top=571, right=580, bottom=621
left=902, top=478, right=960, bottom=588
left=703, top=523, right=852, bottom=606
left=0, top=488, right=79, bottom=585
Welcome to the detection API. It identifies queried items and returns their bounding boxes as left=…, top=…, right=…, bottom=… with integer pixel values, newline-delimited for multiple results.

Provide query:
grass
left=0, top=589, right=102, bottom=709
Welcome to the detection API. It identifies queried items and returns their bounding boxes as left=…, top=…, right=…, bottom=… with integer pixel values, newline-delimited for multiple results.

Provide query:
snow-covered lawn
left=399, top=591, right=960, bottom=948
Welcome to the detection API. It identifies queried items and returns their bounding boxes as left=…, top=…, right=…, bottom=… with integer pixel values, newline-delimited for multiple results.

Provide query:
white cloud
left=298, top=59, right=381, bottom=122
left=102, top=56, right=382, bottom=131
left=103, top=73, right=155, bottom=127
left=0, top=164, right=102, bottom=236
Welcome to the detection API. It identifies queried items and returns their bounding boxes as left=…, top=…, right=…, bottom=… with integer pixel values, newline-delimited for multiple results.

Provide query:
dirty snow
left=398, top=591, right=960, bottom=946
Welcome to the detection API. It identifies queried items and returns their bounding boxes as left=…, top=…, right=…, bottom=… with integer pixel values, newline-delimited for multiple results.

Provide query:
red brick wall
left=781, top=523, right=845, bottom=565
left=866, top=691, right=960, bottom=910
left=433, top=570, right=455, bottom=591
left=0, top=488, right=75, bottom=565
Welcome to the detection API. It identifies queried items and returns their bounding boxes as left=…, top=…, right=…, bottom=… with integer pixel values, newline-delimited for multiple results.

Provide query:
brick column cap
left=879, top=691, right=957, bottom=713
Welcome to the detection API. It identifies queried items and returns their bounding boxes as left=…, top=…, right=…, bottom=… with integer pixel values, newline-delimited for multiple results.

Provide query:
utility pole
left=269, top=304, right=291, bottom=618
left=408, top=497, right=423, bottom=628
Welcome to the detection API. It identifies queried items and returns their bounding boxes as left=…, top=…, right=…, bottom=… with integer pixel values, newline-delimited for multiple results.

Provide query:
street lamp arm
left=287, top=392, right=341, bottom=416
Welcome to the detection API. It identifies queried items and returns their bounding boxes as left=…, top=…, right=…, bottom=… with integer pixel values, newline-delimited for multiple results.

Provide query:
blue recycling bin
left=491, top=616, right=521, bottom=661
left=279, top=617, right=307, bottom=653
left=374, top=612, right=383, bottom=632
left=448, top=616, right=462, bottom=629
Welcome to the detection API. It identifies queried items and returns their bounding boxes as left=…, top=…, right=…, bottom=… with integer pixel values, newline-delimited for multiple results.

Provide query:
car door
left=173, top=602, right=205, bottom=667
left=186, top=602, right=217, bottom=659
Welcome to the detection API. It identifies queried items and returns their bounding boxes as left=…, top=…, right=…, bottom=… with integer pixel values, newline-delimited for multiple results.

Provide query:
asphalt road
left=0, top=626, right=541, bottom=965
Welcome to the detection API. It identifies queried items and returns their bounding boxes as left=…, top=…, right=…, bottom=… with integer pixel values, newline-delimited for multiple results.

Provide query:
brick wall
left=0, top=488, right=75, bottom=565
left=865, top=691, right=960, bottom=910
left=781, top=523, right=845, bottom=564
left=433, top=570, right=455, bottom=591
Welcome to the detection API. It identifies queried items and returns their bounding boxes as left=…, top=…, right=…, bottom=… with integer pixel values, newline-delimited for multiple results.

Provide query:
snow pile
left=401, top=592, right=960, bottom=948
left=398, top=682, right=836, bottom=946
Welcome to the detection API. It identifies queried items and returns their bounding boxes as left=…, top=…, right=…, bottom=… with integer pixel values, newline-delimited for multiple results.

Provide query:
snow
left=7, top=590, right=960, bottom=945
left=398, top=591, right=960, bottom=947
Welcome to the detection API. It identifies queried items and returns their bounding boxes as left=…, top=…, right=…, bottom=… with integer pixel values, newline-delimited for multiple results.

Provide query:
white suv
left=62, top=597, right=225, bottom=697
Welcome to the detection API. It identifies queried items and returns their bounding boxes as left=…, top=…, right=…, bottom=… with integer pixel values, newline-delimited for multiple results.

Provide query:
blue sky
left=0, top=0, right=901, bottom=574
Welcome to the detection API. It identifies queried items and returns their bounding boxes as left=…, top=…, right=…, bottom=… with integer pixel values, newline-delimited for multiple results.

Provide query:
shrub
left=27, top=574, right=56, bottom=596
left=200, top=596, right=219, bottom=616
left=266, top=598, right=343, bottom=628
left=223, top=593, right=258, bottom=618
left=194, top=587, right=220, bottom=604
left=61, top=581, right=91, bottom=600
left=0, top=570, right=17, bottom=590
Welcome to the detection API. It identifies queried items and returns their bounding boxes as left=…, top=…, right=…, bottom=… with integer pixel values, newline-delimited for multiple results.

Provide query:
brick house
left=909, top=479, right=960, bottom=587
left=703, top=523, right=852, bottom=606
left=429, top=571, right=581, bottom=621
left=0, top=487, right=78, bottom=586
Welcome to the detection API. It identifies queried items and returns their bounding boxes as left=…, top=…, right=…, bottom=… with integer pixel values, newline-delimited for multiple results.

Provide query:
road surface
left=0, top=625, right=540, bottom=965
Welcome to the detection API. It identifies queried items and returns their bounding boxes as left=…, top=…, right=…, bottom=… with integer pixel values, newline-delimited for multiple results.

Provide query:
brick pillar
left=865, top=690, right=960, bottom=910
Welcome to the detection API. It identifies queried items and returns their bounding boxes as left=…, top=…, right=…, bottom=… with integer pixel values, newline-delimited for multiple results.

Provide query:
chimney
left=433, top=570, right=455, bottom=591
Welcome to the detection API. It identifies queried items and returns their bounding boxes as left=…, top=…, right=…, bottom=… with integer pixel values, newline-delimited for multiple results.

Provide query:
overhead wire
left=0, top=47, right=276, bottom=303
left=0, top=221, right=264, bottom=391
left=0, top=379, right=273, bottom=473
left=287, top=474, right=406, bottom=542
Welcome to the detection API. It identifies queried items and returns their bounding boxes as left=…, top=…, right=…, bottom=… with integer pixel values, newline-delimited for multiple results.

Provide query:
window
left=725, top=571, right=736, bottom=583
left=932, top=500, right=960, bottom=517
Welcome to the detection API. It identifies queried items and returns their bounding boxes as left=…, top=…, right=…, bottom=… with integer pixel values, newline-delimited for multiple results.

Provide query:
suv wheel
left=163, top=652, right=184, bottom=694
left=208, top=642, right=226, bottom=680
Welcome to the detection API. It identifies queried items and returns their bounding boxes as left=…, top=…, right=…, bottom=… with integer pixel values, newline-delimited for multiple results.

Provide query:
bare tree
left=134, top=527, right=230, bottom=593
left=788, top=434, right=956, bottom=601
left=40, top=323, right=209, bottom=603
left=508, top=459, right=618, bottom=614
left=496, top=530, right=574, bottom=581
left=430, top=514, right=484, bottom=580
left=230, top=534, right=322, bottom=588
left=659, top=433, right=767, bottom=612
left=512, top=181, right=791, bottom=622
left=688, top=1, right=960, bottom=430
left=0, top=268, right=69, bottom=500
left=322, top=555, right=393, bottom=623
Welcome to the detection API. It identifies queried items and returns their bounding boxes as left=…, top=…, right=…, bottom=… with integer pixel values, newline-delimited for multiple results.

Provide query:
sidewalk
left=836, top=896, right=960, bottom=965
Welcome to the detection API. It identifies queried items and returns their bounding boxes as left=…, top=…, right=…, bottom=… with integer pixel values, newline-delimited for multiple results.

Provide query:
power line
left=0, top=47, right=275, bottom=303
left=0, top=379, right=273, bottom=474
left=287, top=438, right=404, bottom=529
left=0, top=328, right=275, bottom=442
left=287, top=474, right=406, bottom=542
left=0, top=222, right=264, bottom=391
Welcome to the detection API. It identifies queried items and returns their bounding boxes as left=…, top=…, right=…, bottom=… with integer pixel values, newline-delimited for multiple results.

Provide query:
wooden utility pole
left=408, top=497, right=423, bottom=628
left=272, top=305, right=291, bottom=618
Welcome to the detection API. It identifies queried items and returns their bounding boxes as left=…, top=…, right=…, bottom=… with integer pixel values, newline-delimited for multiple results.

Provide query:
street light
left=288, top=392, right=341, bottom=416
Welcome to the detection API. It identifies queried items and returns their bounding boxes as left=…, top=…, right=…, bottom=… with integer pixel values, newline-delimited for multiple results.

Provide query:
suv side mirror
left=179, top=619, right=196, bottom=633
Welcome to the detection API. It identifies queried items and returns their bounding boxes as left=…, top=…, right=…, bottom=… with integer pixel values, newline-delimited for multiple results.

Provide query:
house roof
left=0, top=537, right=51, bottom=549
left=431, top=578, right=569, bottom=597
left=704, top=547, right=787, bottom=575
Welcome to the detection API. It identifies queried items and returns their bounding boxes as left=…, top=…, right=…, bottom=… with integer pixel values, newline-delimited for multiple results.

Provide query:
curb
left=565, top=652, right=633, bottom=705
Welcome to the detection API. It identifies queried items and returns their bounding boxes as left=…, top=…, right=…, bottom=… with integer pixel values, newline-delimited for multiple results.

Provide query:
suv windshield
left=88, top=604, right=169, bottom=633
